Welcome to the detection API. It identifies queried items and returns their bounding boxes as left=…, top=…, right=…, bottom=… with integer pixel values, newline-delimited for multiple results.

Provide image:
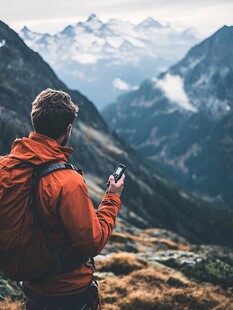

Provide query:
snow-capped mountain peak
left=86, top=13, right=100, bottom=22
left=138, top=17, right=164, bottom=29
left=20, top=26, right=45, bottom=42
left=21, top=26, right=30, bottom=33
left=19, top=15, right=200, bottom=109
left=85, top=13, right=103, bottom=31
left=61, top=24, right=74, bottom=36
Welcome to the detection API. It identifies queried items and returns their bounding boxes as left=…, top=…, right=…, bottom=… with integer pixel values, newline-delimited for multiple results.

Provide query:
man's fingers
left=109, top=175, right=115, bottom=184
left=107, top=174, right=125, bottom=187
left=106, top=174, right=126, bottom=196
left=118, top=174, right=125, bottom=185
left=106, top=175, right=114, bottom=186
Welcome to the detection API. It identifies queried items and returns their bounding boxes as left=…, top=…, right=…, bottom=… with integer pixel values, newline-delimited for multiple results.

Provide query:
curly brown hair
left=31, top=88, right=78, bottom=140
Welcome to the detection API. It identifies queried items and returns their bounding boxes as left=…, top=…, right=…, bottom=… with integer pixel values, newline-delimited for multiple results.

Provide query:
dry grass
left=96, top=253, right=233, bottom=310
left=1, top=253, right=233, bottom=309
left=0, top=298, right=23, bottom=310
left=96, top=252, right=148, bottom=275
left=110, top=231, right=191, bottom=252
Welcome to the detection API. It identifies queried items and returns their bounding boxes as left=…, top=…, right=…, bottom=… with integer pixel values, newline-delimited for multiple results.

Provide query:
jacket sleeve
left=58, top=172, right=121, bottom=257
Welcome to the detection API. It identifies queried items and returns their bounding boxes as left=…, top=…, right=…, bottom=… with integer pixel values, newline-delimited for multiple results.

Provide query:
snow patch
left=0, top=39, right=6, bottom=47
left=187, top=56, right=205, bottom=70
left=106, top=36, right=124, bottom=49
left=155, top=74, right=197, bottom=112
left=130, top=98, right=154, bottom=108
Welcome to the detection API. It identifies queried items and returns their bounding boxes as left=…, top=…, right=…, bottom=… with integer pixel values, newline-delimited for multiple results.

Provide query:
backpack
left=0, top=156, right=89, bottom=281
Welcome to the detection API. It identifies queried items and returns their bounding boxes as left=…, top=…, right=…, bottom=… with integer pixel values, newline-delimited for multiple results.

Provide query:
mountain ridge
left=102, top=25, right=233, bottom=208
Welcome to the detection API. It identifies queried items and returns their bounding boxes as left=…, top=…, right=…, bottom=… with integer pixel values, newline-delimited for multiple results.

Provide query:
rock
left=0, top=273, right=24, bottom=301
left=94, top=272, right=116, bottom=280
left=146, top=249, right=233, bottom=289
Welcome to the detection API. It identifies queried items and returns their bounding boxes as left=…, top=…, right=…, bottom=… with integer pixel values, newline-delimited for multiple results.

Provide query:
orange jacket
left=10, top=132, right=121, bottom=296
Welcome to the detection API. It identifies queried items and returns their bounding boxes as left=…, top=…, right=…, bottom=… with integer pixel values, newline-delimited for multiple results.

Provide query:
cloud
left=112, top=78, right=130, bottom=90
left=112, top=78, right=139, bottom=91
left=155, top=74, right=197, bottom=112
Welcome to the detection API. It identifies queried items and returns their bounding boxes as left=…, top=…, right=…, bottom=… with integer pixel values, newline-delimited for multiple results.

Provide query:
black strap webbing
left=35, top=162, right=79, bottom=179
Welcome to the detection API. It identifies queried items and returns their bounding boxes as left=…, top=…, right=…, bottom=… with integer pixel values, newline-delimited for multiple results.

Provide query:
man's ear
left=67, top=124, right=72, bottom=136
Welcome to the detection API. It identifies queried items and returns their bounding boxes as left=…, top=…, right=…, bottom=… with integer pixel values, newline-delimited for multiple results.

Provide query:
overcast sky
left=1, top=0, right=232, bottom=37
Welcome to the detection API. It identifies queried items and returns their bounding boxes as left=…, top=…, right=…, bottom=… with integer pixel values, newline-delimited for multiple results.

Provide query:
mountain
left=102, top=26, right=233, bottom=208
left=19, top=14, right=200, bottom=110
left=1, top=20, right=233, bottom=247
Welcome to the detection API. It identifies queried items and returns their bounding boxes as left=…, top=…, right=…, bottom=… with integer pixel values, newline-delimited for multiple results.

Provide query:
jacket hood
left=10, top=132, right=73, bottom=165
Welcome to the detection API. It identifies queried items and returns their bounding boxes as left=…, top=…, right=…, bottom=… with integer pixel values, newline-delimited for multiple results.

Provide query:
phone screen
left=115, top=167, right=122, bottom=175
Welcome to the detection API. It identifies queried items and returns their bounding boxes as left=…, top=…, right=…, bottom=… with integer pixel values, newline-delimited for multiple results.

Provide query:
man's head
left=31, top=89, right=78, bottom=145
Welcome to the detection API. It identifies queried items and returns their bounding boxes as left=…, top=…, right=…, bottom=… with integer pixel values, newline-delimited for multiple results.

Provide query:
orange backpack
left=0, top=156, right=88, bottom=281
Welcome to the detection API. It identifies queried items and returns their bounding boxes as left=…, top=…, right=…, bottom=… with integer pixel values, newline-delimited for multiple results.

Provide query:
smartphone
left=107, top=163, right=126, bottom=186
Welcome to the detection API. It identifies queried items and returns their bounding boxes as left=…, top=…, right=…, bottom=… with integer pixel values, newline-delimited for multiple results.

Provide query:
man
left=12, top=88, right=125, bottom=309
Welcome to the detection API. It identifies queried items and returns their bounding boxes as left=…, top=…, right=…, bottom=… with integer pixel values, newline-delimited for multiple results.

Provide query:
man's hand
left=107, top=174, right=125, bottom=196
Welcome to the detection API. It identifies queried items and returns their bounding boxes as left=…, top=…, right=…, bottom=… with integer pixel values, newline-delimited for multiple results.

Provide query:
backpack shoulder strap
left=35, top=162, right=83, bottom=180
